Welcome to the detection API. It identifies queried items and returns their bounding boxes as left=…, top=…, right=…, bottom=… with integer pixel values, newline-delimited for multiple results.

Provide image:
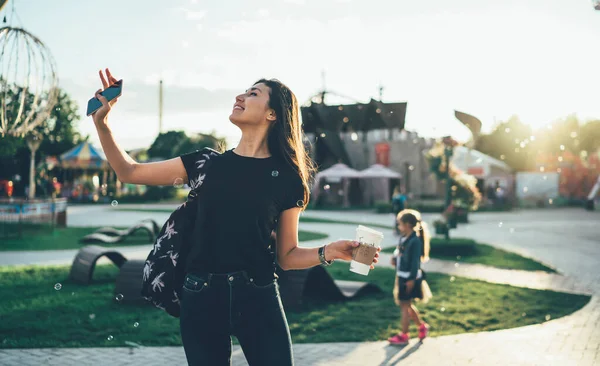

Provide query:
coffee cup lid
left=356, top=225, right=384, bottom=239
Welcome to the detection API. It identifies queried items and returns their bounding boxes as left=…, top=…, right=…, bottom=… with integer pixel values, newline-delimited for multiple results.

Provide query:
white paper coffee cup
left=349, top=225, right=384, bottom=275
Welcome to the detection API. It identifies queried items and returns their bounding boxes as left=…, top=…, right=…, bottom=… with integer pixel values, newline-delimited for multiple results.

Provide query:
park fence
left=0, top=198, right=67, bottom=239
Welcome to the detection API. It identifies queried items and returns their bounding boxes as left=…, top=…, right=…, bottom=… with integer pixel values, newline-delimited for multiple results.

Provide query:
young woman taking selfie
left=90, top=68, right=380, bottom=366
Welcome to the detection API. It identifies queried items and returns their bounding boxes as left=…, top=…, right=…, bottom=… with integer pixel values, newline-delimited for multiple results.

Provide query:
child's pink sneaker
left=388, top=333, right=409, bottom=345
left=418, top=323, right=429, bottom=340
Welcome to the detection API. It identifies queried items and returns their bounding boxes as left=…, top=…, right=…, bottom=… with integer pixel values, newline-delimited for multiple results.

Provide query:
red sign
left=467, top=167, right=485, bottom=177
left=375, top=143, right=390, bottom=166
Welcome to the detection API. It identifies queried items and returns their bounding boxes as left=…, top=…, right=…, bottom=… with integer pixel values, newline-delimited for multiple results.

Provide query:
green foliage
left=475, top=116, right=533, bottom=171
left=475, top=115, right=600, bottom=171
left=579, top=120, right=600, bottom=154
left=374, top=201, right=393, bottom=213
left=0, top=88, right=85, bottom=194
left=147, top=131, right=225, bottom=159
left=147, top=131, right=188, bottom=159
left=142, top=186, right=178, bottom=201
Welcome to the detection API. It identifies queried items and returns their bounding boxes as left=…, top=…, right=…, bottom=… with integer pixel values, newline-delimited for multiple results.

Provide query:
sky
left=3, top=0, right=600, bottom=150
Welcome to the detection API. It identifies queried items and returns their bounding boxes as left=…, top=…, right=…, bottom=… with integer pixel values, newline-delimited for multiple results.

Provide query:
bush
left=475, top=203, right=513, bottom=212
left=430, top=238, right=478, bottom=256
left=411, top=202, right=444, bottom=213
left=374, top=201, right=393, bottom=213
left=433, top=220, right=448, bottom=235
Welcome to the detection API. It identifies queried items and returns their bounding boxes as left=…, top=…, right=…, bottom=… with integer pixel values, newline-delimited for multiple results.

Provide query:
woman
left=90, top=69, right=380, bottom=366
left=388, top=209, right=431, bottom=346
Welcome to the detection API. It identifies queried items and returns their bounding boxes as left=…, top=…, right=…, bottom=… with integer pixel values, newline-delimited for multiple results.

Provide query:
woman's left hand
left=325, top=240, right=381, bottom=269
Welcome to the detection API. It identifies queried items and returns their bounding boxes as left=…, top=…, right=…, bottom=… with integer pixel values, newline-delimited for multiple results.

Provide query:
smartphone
left=86, top=80, right=123, bottom=116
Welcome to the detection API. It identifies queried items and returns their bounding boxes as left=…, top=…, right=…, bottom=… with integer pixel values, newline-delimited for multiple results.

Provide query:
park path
left=1, top=206, right=599, bottom=365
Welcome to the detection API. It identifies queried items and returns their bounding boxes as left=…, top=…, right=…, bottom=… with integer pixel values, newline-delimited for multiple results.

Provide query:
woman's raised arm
left=91, top=68, right=189, bottom=186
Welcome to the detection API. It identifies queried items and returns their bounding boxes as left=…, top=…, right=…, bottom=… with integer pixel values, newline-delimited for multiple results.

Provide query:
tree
left=147, top=131, right=188, bottom=159
left=0, top=88, right=85, bottom=195
left=579, top=120, right=600, bottom=154
left=475, top=116, right=534, bottom=171
left=147, top=131, right=224, bottom=160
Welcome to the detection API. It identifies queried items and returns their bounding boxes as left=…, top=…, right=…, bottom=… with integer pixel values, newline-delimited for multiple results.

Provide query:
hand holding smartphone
left=87, top=79, right=123, bottom=116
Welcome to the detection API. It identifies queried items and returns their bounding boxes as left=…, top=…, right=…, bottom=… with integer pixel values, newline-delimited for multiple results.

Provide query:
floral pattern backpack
left=140, top=147, right=220, bottom=318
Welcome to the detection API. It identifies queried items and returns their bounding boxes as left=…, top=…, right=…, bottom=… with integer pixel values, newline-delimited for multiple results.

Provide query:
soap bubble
left=54, top=283, right=62, bottom=291
left=173, top=178, right=184, bottom=188
left=111, top=200, right=118, bottom=207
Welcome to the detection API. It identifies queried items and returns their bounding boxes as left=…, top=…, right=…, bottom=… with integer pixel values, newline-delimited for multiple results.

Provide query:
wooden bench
left=69, top=245, right=127, bottom=285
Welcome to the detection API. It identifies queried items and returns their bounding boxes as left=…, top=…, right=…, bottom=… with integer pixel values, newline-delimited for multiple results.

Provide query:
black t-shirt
left=179, top=149, right=304, bottom=283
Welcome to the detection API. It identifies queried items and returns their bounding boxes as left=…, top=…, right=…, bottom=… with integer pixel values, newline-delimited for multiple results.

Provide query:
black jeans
left=179, top=270, right=294, bottom=366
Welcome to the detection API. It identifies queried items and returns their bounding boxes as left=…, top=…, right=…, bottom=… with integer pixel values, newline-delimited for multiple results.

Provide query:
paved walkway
left=1, top=206, right=599, bottom=365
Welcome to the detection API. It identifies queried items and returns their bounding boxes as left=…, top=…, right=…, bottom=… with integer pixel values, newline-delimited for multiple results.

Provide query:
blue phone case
left=86, top=80, right=123, bottom=116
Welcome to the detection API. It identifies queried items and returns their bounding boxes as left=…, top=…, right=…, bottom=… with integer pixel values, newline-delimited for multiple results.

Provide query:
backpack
left=140, top=147, right=220, bottom=318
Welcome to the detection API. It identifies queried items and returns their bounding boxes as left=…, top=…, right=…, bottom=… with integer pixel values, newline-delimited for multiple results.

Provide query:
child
left=388, top=209, right=432, bottom=345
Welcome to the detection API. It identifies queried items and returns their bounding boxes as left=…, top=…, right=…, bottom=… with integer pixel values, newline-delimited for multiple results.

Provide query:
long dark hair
left=254, top=78, right=315, bottom=209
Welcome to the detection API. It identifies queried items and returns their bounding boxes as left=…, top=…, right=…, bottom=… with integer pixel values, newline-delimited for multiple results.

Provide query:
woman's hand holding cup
left=325, top=240, right=381, bottom=269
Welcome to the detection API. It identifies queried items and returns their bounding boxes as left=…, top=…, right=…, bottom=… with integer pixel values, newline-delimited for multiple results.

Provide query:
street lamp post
left=26, top=134, right=42, bottom=200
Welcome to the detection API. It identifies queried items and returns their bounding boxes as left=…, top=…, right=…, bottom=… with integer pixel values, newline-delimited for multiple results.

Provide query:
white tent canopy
left=359, top=164, right=402, bottom=178
left=315, top=163, right=361, bottom=180
left=358, top=164, right=402, bottom=206
left=452, top=146, right=512, bottom=178
left=313, top=163, right=361, bottom=208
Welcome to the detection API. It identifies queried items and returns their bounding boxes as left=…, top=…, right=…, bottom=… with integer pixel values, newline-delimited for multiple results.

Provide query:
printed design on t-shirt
left=189, top=152, right=217, bottom=190
left=188, top=173, right=205, bottom=190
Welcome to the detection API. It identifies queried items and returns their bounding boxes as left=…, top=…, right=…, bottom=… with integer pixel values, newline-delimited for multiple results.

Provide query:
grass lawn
left=0, top=263, right=588, bottom=348
left=382, top=238, right=556, bottom=273
left=0, top=226, right=328, bottom=251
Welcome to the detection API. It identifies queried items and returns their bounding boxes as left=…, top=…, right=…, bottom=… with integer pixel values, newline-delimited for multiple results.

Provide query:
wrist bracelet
left=318, top=245, right=333, bottom=266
